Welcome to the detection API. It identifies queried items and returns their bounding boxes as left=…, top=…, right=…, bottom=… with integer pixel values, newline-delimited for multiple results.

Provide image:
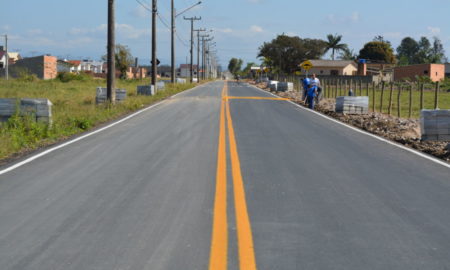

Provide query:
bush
left=57, top=72, right=91, bottom=83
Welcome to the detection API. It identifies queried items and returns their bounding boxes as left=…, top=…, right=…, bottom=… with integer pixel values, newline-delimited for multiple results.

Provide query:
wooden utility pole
left=184, top=16, right=201, bottom=83
left=107, top=0, right=116, bottom=103
left=194, top=29, right=206, bottom=82
left=171, top=0, right=175, bottom=83
left=151, top=0, right=157, bottom=88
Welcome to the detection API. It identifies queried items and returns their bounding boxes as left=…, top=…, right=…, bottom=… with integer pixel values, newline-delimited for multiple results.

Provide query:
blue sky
left=2, top=0, right=450, bottom=67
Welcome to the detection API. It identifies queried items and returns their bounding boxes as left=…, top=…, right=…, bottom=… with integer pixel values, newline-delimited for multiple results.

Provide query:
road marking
left=226, top=96, right=289, bottom=101
left=248, top=84, right=450, bottom=169
left=225, top=86, right=258, bottom=270
left=0, top=83, right=211, bottom=176
left=209, top=84, right=228, bottom=270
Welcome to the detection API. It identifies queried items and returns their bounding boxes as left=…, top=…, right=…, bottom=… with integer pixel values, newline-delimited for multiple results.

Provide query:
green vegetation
left=0, top=77, right=196, bottom=160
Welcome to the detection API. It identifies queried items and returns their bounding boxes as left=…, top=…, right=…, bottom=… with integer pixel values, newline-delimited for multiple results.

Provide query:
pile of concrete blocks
left=96, top=87, right=127, bottom=104
left=137, top=85, right=155, bottom=96
left=268, top=80, right=279, bottom=91
left=420, top=109, right=450, bottom=141
left=156, top=81, right=165, bottom=90
left=0, top=98, right=53, bottom=124
left=335, top=96, right=369, bottom=114
left=278, top=82, right=294, bottom=92
left=176, top=78, right=187, bottom=84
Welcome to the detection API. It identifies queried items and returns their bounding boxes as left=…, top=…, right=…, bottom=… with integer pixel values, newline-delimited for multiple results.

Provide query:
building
left=304, top=60, right=358, bottom=76
left=11, top=55, right=58, bottom=79
left=394, top=63, right=445, bottom=82
left=80, top=60, right=104, bottom=73
left=179, top=64, right=198, bottom=78
left=67, top=60, right=82, bottom=72
left=0, top=47, right=21, bottom=68
left=126, top=67, right=148, bottom=79
left=445, top=63, right=450, bottom=77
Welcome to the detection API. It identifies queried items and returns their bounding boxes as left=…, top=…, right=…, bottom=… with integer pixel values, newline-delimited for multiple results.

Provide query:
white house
left=303, top=60, right=358, bottom=76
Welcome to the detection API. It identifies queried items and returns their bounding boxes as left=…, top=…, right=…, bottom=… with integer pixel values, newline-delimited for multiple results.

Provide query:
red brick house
left=394, top=63, right=445, bottom=82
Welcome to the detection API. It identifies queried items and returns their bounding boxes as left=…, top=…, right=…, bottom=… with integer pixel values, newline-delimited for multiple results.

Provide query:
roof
left=67, top=60, right=81, bottom=66
left=180, top=64, right=198, bottom=69
left=309, top=60, right=357, bottom=68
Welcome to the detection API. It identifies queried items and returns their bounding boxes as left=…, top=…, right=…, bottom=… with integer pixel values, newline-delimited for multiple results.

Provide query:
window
left=424, top=70, right=429, bottom=75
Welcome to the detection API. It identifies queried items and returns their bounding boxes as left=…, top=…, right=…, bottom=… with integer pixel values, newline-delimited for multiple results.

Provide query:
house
left=126, top=67, right=148, bottom=79
left=80, top=60, right=104, bottom=73
left=57, top=60, right=75, bottom=73
left=394, top=63, right=445, bottom=82
left=179, top=64, right=198, bottom=78
left=304, top=60, right=358, bottom=76
left=11, top=55, right=58, bottom=79
left=0, top=51, right=5, bottom=69
left=67, top=60, right=82, bottom=73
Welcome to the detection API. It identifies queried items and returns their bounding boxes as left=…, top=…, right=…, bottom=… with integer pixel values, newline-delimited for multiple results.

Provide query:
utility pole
left=107, top=0, right=116, bottom=103
left=151, top=0, right=157, bottom=88
left=194, top=29, right=206, bottom=82
left=1, top=34, right=8, bottom=80
left=171, top=0, right=175, bottom=83
left=183, top=16, right=201, bottom=83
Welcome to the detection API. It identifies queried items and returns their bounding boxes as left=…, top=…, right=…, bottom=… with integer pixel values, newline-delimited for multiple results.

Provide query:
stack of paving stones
left=335, top=96, right=369, bottom=115
left=156, top=81, right=165, bottom=90
left=176, top=78, right=187, bottom=84
left=268, top=81, right=279, bottom=91
left=277, top=82, right=294, bottom=92
left=137, top=85, right=155, bottom=96
left=421, top=109, right=450, bottom=141
left=96, top=87, right=127, bottom=104
left=0, top=98, right=53, bottom=124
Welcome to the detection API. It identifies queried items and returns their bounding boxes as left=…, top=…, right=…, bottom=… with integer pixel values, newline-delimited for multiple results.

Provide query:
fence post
left=366, top=81, right=370, bottom=96
left=379, top=81, right=385, bottom=113
left=372, top=82, right=376, bottom=112
left=408, top=84, right=413, bottom=118
left=334, top=79, right=338, bottom=98
left=388, top=83, right=394, bottom=115
left=434, top=81, right=439, bottom=109
left=397, top=85, right=402, bottom=117
left=359, top=80, right=362, bottom=96
left=420, top=83, right=424, bottom=110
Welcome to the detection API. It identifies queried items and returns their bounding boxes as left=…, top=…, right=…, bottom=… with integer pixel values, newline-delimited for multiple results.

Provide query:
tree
left=324, top=34, right=348, bottom=60
left=242, top=62, right=256, bottom=76
left=257, top=34, right=327, bottom=74
left=373, top=35, right=392, bottom=46
left=430, top=37, right=446, bottom=63
left=228, top=58, right=243, bottom=75
left=338, top=47, right=357, bottom=60
left=396, top=37, right=419, bottom=65
left=414, top=37, right=432, bottom=64
left=358, top=41, right=396, bottom=63
left=102, top=44, right=134, bottom=79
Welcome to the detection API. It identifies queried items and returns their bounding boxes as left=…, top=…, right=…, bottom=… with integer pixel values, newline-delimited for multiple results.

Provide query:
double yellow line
left=209, top=83, right=258, bottom=270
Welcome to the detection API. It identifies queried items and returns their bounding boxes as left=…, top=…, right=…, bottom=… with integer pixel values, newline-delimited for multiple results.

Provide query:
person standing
left=302, top=76, right=311, bottom=100
left=310, top=74, right=322, bottom=103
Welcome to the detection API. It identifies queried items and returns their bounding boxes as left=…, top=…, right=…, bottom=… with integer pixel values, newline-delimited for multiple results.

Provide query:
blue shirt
left=302, top=78, right=311, bottom=90
left=307, top=85, right=317, bottom=97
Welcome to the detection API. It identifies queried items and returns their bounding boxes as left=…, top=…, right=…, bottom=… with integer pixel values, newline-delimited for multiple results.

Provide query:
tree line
left=228, top=34, right=447, bottom=75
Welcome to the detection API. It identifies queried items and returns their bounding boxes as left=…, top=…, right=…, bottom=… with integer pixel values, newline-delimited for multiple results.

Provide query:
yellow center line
left=226, top=96, right=289, bottom=101
left=209, top=84, right=228, bottom=270
left=225, top=89, right=258, bottom=269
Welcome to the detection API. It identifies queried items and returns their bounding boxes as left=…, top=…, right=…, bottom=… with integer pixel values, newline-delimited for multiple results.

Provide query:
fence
left=263, top=75, right=449, bottom=118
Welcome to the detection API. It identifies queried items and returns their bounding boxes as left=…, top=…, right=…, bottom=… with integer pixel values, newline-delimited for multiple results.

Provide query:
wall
left=11, top=55, right=57, bottom=79
left=394, top=64, right=445, bottom=82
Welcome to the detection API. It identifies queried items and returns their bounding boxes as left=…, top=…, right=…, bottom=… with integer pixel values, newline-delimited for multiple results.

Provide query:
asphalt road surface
left=0, top=81, right=449, bottom=270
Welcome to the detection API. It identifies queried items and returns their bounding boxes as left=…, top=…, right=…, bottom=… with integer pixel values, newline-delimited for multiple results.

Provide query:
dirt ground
left=252, top=81, right=450, bottom=163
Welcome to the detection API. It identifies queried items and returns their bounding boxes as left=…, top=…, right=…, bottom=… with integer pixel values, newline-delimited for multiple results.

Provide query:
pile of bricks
left=0, top=98, right=53, bottom=124
left=96, top=87, right=127, bottom=104
left=335, top=96, right=369, bottom=115
left=421, top=110, right=450, bottom=141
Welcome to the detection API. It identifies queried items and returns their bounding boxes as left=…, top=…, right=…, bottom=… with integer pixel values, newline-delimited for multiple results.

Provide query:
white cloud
left=327, top=11, right=360, bottom=24
left=427, top=26, right=441, bottom=35
left=250, top=25, right=263, bottom=33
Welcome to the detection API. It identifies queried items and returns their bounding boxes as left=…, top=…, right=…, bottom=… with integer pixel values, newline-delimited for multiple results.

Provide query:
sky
left=2, top=0, right=450, bottom=68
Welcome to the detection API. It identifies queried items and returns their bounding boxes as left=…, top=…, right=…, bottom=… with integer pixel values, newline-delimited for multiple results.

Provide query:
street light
left=171, top=1, right=202, bottom=83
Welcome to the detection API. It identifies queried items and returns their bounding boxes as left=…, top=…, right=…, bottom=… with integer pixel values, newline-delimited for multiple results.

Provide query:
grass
left=322, top=82, right=450, bottom=118
left=0, top=76, right=197, bottom=161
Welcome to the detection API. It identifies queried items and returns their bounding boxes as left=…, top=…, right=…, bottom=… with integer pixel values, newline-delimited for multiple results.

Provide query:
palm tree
left=325, top=34, right=348, bottom=60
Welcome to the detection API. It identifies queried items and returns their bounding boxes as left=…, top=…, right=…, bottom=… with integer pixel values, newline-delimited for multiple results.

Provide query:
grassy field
left=322, top=83, right=450, bottom=118
left=0, top=76, right=197, bottom=161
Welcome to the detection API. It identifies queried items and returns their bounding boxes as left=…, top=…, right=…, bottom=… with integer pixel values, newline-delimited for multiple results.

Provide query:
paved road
left=0, top=81, right=449, bottom=269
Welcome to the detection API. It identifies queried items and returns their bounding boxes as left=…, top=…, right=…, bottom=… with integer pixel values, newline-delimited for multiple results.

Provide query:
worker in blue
left=302, top=76, right=311, bottom=100
left=306, top=83, right=318, bottom=110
